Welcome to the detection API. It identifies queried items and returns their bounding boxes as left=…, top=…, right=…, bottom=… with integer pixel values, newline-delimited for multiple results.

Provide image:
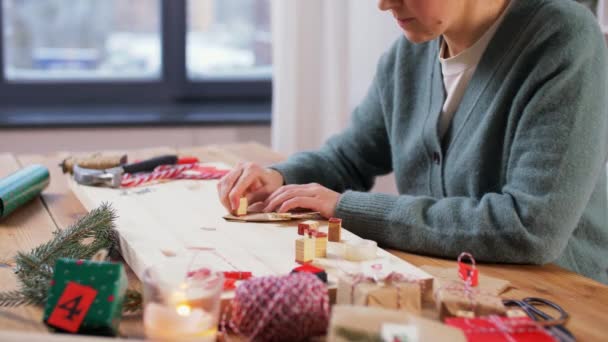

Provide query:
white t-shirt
left=438, top=3, right=512, bottom=139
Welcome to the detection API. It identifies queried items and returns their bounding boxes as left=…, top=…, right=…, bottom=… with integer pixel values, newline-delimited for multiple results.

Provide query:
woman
left=218, top=0, right=608, bottom=283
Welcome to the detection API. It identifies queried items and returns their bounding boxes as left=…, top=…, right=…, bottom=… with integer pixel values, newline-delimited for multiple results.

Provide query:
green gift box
left=43, top=258, right=128, bottom=336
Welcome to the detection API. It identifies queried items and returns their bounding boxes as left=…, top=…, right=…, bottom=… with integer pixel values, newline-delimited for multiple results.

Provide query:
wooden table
left=1, top=142, right=607, bottom=341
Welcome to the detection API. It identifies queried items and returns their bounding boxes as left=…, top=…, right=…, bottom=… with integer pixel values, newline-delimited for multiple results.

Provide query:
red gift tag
left=47, top=282, right=98, bottom=333
left=458, top=252, right=479, bottom=287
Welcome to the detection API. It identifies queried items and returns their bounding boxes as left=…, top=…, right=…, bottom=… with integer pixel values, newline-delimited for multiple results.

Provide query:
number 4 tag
left=47, top=282, right=98, bottom=333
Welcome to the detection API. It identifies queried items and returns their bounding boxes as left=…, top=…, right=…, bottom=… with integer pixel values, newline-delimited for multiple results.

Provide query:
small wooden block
left=295, top=238, right=314, bottom=264
left=298, top=220, right=319, bottom=236
left=315, top=235, right=328, bottom=258
left=328, top=217, right=342, bottom=242
left=237, top=197, right=248, bottom=216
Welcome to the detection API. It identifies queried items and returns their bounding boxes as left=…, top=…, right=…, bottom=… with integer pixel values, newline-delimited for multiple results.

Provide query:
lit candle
left=144, top=297, right=217, bottom=341
left=142, top=261, right=224, bottom=341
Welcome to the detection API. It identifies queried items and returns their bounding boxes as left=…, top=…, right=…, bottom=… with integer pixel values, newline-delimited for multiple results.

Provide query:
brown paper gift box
left=328, top=305, right=466, bottom=342
left=435, top=281, right=506, bottom=320
left=336, top=273, right=423, bottom=314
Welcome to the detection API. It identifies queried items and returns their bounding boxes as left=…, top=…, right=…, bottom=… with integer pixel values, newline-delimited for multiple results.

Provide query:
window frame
left=0, top=0, right=272, bottom=106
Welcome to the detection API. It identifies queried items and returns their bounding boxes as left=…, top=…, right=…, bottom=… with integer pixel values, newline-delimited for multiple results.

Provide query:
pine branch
left=0, top=203, right=131, bottom=310
left=24, top=203, right=117, bottom=270
left=0, top=290, right=35, bottom=307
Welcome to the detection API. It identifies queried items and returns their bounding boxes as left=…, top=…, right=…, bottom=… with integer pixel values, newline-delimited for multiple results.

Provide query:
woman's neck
left=443, top=0, right=510, bottom=57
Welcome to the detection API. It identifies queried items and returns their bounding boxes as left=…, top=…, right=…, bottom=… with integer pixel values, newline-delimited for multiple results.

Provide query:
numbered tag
left=47, top=282, right=98, bottom=333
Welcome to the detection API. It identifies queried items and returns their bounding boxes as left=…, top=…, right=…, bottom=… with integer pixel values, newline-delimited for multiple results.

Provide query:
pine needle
left=0, top=203, right=141, bottom=313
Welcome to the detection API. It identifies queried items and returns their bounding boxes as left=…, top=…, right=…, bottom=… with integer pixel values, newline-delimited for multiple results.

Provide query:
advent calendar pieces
left=43, top=258, right=128, bottom=336
left=237, top=197, right=248, bottom=216
left=328, top=218, right=342, bottom=242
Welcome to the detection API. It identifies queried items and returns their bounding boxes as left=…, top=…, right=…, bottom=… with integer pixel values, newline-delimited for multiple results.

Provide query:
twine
left=221, top=273, right=329, bottom=342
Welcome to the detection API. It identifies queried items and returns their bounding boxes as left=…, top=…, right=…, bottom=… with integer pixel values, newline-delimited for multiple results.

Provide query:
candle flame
left=176, top=304, right=191, bottom=316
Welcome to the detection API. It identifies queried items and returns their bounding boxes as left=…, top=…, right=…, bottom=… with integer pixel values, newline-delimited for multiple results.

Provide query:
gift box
left=328, top=305, right=466, bottom=342
left=43, top=258, right=128, bottom=336
left=435, top=281, right=506, bottom=320
left=336, top=273, right=423, bottom=314
left=445, top=316, right=558, bottom=342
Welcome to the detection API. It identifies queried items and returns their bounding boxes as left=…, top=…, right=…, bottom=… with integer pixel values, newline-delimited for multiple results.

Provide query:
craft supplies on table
left=328, top=305, right=466, bottom=342
left=236, top=197, right=248, bottom=216
left=502, top=297, right=573, bottom=341
left=60, top=153, right=127, bottom=174
left=434, top=253, right=507, bottom=320
left=344, top=239, right=378, bottom=262
left=295, top=236, right=315, bottom=264
left=43, top=257, right=128, bottom=336
left=445, top=316, right=558, bottom=342
left=328, top=217, right=342, bottom=242
left=142, top=260, right=224, bottom=341
left=336, top=271, right=424, bottom=314
left=223, top=211, right=322, bottom=222
left=224, top=273, right=330, bottom=341
left=121, top=163, right=229, bottom=188
left=0, top=164, right=49, bottom=220
left=68, top=168, right=434, bottom=310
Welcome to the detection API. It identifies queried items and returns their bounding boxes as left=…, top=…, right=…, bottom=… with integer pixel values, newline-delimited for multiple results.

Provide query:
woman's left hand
left=260, top=183, right=341, bottom=219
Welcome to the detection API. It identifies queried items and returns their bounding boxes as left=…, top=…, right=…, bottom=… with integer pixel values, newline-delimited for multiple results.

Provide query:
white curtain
left=600, top=0, right=608, bottom=31
left=270, top=1, right=400, bottom=156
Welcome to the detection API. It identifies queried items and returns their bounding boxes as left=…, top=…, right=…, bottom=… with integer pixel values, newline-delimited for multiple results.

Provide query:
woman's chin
left=402, top=31, right=436, bottom=44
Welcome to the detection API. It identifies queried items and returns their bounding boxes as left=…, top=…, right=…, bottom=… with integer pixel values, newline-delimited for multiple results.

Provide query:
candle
left=144, top=301, right=217, bottom=341
left=344, top=239, right=378, bottom=262
left=142, top=261, right=224, bottom=341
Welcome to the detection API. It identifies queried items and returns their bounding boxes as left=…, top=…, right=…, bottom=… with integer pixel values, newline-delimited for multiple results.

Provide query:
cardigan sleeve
left=270, top=59, right=393, bottom=193
left=336, top=19, right=608, bottom=265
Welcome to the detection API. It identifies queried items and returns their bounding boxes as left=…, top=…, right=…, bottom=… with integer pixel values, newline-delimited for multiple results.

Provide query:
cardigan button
left=432, top=152, right=441, bottom=164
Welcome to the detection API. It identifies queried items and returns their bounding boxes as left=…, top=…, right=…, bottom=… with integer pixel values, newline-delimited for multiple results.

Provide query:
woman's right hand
left=217, top=162, right=284, bottom=215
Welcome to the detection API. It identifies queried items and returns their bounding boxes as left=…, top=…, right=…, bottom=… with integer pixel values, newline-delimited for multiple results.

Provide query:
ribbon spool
left=0, top=165, right=49, bottom=220
left=457, top=252, right=479, bottom=287
left=224, top=273, right=329, bottom=341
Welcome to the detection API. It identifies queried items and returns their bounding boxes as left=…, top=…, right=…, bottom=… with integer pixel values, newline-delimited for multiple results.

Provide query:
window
left=3, top=0, right=161, bottom=81
left=0, top=0, right=272, bottom=108
left=187, top=0, right=271, bottom=79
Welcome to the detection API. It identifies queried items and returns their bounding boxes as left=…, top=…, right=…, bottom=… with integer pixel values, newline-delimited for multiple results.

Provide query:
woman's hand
left=217, top=162, right=284, bottom=214
left=262, top=183, right=341, bottom=219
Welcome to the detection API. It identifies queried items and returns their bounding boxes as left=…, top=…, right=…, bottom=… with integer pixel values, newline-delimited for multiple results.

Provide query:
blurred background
left=0, top=0, right=605, bottom=194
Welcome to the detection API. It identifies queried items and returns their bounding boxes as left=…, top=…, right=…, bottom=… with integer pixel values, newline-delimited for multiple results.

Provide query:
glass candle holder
left=143, top=260, right=224, bottom=341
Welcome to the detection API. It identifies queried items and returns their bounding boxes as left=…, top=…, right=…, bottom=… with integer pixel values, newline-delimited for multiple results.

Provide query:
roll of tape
left=0, top=165, right=50, bottom=219
left=344, top=239, right=378, bottom=262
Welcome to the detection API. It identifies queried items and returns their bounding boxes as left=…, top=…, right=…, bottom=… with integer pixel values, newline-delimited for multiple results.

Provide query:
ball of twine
left=227, top=273, right=330, bottom=341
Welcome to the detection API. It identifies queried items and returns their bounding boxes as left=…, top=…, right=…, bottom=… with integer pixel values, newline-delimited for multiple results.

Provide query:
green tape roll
left=0, top=165, right=50, bottom=219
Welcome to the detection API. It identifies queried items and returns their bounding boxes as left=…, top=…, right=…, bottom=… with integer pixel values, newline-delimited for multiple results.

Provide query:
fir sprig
left=0, top=203, right=142, bottom=313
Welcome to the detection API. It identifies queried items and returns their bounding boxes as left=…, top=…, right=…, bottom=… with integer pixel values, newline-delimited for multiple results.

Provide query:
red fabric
left=445, top=316, right=557, bottom=342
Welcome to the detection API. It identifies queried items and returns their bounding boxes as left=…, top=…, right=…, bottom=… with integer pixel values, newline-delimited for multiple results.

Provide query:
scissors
left=502, top=297, right=575, bottom=342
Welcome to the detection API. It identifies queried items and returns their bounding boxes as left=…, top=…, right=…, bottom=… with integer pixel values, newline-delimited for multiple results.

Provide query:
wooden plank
left=0, top=154, right=56, bottom=333
left=68, top=168, right=434, bottom=299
